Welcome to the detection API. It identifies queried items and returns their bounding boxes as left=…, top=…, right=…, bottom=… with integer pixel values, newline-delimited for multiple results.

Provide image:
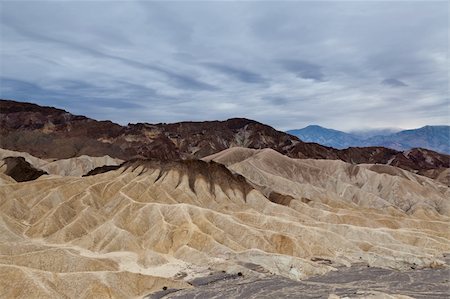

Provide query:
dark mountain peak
left=0, top=99, right=69, bottom=114
left=304, top=124, right=326, bottom=129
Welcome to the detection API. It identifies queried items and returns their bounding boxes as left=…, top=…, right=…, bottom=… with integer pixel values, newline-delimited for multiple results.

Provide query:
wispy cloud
left=203, top=62, right=266, bottom=84
left=381, top=78, right=408, bottom=87
left=279, top=60, right=325, bottom=81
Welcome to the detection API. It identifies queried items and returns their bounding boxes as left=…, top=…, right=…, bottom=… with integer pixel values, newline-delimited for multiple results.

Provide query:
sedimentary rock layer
left=0, top=148, right=448, bottom=298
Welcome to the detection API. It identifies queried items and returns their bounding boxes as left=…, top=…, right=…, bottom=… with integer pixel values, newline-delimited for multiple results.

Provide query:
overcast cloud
left=0, top=1, right=448, bottom=131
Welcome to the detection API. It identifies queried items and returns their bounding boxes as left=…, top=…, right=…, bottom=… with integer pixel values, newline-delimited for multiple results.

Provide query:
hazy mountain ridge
left=288, top=125, right=450, bottom=154
left=287, top=125, right=361, bottom=149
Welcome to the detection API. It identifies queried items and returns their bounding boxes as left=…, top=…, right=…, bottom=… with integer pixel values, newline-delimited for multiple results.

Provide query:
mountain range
left=287, top=125, right=450, bottom=154
left=1, top=99, right=449, bottom=184
left=1, top=99, right=450, bottom=298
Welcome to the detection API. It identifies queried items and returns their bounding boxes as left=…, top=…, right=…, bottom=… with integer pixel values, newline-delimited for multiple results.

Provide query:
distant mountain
left=365, top=126, right=450, bottom=154
left=287, top=125, right=361, bottom=149
left=288, top=125, right=450, bottom=154
left=349, top=128, right=401, bottom=139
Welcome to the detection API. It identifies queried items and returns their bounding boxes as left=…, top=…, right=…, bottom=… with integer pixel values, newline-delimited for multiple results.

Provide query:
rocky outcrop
left=0, top=148, right=123, bottom=177
left=0, top=156, right=47, bottom=182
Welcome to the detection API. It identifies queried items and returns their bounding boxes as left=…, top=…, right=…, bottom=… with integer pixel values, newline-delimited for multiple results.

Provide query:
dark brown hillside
left=1, top=99, right=448, bottom=180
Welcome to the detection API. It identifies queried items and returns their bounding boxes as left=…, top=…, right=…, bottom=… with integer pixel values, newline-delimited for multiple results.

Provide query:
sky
left=0, top=1, right=448, bottom=131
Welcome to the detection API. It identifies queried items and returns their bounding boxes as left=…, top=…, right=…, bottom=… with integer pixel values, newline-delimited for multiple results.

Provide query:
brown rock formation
left=0, top=156, right=47, bottom=182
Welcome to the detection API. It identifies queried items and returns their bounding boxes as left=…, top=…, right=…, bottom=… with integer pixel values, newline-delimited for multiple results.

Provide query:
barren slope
left=204, top=148, right=450, bottom=215
left=0, top=150, right=449, bottom=298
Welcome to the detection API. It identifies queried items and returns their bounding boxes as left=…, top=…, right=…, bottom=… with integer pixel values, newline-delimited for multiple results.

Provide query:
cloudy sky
left=0, top=1, right=448, bottom=131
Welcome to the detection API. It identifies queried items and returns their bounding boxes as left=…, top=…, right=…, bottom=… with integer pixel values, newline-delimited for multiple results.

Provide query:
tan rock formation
left=0, top=148, right=123, bottom=177
left=0, top=148, right=448, bottom=298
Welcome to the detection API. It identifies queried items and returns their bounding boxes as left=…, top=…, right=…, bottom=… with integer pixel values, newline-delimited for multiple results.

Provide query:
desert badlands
left=0, top=146, right=449, bottom=298
left=0, top=96, right=449, bottom=299
left=1, top=1, right=449, bottom=297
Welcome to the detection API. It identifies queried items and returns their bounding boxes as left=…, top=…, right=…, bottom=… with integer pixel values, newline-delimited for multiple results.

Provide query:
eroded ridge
left=0, top=148, right=448, bottom=298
